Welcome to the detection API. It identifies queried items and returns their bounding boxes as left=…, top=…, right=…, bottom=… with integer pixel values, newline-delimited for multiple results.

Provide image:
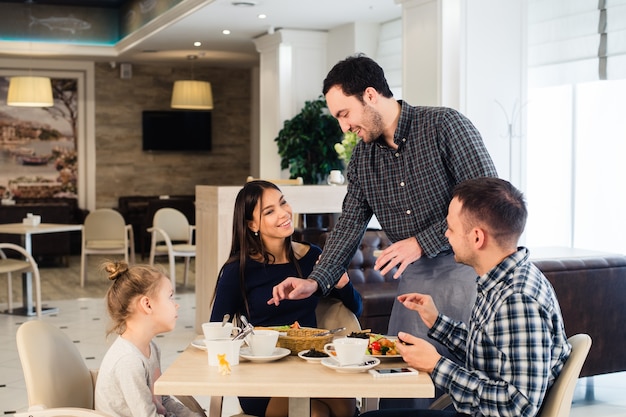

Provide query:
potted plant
left=275, top=97, right=343, bottom=184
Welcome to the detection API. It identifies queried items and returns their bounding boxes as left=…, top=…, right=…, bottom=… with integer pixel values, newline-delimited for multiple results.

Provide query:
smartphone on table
left=369, top=367, right=419, bottom=377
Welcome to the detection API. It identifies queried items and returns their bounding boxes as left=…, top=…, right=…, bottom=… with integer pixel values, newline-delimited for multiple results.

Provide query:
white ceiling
left=1, top=0, right=402, bottom=67
left=118, top=0, right=402, bottom=67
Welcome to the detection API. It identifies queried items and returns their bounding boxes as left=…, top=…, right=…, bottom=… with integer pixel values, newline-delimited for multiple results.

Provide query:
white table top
left=155, top=344, right=434, bottom=400
left=0, top=223, right=82, bottom=235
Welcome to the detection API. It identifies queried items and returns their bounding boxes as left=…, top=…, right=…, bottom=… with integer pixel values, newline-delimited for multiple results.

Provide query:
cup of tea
left=205, top=338, right=243, bottom=366
left=324, top=337, right=369, bottom=366
left=202, top=322, right=241, bottom=340
left=245, top=329, right=279, bottom=356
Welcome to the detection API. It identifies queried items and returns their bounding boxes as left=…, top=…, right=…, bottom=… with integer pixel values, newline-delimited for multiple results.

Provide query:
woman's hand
left=335, top=272, right=350, bottom=289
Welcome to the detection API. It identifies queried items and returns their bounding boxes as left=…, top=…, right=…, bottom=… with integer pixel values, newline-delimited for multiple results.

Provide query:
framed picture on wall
left=0, top=77, right=78, bottom=200
left=0, top=60, right=95, bottom=210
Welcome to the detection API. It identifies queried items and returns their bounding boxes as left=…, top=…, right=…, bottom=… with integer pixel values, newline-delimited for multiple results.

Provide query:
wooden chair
left=0, top=242, right=42, bottom=318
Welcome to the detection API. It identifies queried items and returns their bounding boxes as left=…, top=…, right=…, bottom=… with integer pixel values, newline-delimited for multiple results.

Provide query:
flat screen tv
left=142, top=110, right=212, bottom=151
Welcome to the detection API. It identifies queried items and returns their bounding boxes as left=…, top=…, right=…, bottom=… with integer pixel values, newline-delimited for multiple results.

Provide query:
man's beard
left=361, top=104, right=385, bottom=143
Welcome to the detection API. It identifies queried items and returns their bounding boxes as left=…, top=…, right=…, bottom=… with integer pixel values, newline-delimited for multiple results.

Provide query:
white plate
left=240, top=347, right=291, bottom=362
left=298, top=349, right=329, bottom=363
left=369, top=353, right=403, bottom=360
left=321, top=357, right=380, bottom=373
left=191, top=339, right=206, bottom=350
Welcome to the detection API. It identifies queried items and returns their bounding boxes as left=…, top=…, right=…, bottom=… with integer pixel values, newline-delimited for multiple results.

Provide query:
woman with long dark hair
left=210, top=180, right=361, bottom=417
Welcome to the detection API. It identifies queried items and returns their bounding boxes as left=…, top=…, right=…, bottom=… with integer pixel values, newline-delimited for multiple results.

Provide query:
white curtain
left=528, top=0, right=600, bottom=87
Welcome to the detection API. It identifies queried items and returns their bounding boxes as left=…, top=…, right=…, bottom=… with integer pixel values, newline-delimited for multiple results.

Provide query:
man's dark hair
left=322, top=53, right=394, bottom=101
left=452, top=177, right=527, bottom=247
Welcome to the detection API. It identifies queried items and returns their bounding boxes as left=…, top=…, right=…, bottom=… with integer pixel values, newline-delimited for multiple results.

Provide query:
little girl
left=95, top=261, right=201, bottom=417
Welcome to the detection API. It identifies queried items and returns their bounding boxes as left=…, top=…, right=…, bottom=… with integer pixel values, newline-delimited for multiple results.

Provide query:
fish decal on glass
left=139, top=0, right=157, bottom=14
left=29, top=15, right=92, bottom=35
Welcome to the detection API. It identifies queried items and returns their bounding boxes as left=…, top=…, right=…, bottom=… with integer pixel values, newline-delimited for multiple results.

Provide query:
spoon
left=240, top=315, right=255, bottom=335
left=221, top=313, right=230, bottom=327
left=232, top=324, right=254, bottom=341
left=315, top=327, right=346, bottom=337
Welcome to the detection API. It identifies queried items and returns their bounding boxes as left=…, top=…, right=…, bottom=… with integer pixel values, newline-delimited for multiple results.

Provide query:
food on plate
left=302, top=348, right=328, bottom=358
left=367, top=334, right=398, bottom=356
left=270, top=321, right=301, bottom=331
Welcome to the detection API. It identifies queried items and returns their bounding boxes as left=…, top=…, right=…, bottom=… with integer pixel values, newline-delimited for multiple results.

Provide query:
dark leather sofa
left=314, top=228, right=626, bottom=379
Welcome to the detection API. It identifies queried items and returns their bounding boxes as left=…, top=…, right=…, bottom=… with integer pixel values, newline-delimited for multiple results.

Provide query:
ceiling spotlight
left=194, top=41, right=201, bottom=47
left=258, top=13, right=266, bottom=19
left=231, top=0, right=257, bottom=6
left=222, top=29, right=231, bottom=35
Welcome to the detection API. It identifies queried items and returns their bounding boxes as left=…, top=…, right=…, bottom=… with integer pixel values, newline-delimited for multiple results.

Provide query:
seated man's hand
left=398, top=292, right=439, bottom=329
left=395, top=331, right=441, bottom=374
left=268, top=277, right=318, bottom=306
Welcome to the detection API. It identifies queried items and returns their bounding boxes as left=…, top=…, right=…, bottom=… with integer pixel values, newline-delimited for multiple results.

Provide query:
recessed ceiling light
left=222, top=29, right=231, bottom=35
left=258, top=13, right=267, bottom=19
left=232, top=0, right=257, bottom=6
left=193, top=41, right=201, bottom=47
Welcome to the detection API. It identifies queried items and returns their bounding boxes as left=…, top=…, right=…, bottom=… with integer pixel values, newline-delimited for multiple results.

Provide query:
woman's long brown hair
left=212, top=180, right=303, bottom=317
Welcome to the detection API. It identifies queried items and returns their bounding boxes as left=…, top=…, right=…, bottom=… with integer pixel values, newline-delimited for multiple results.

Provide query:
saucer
left=321, top=357, right=380, bottom=373
left=240, top=347, right=290, bottom=363
left=298, top=349, right=329, bottom=363
left=190, top=339, right=206, bottom=350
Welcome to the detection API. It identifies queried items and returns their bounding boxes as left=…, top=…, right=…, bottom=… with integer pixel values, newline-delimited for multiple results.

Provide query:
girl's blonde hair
left=102, top=260, right=166, bottom=336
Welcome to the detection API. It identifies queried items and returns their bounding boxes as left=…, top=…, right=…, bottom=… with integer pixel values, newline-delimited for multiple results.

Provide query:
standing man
left=361, top=177, right=571, bottom=417
left=269, top=54, right=497, bottom=402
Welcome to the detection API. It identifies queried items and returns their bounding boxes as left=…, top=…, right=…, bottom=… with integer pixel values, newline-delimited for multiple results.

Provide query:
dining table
left=0, top=222, right=83, bottom=316
left=155, top=343, right=435, bottom=417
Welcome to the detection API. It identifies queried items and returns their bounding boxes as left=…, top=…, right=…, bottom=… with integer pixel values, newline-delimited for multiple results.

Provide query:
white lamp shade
left=171, top=80, right=214, bottom=110
left=7, top=76, right=54, bottom=107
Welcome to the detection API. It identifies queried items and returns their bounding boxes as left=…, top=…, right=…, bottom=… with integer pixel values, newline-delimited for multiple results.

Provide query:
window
left=526, top=79, right=626, bottom=255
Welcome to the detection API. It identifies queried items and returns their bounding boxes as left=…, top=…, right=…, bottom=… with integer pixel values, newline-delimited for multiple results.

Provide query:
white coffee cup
left=327, top=170, right=345, bottom=185
left=202, top=322, right=241, bottom=340
left=205, top=338, right=243, bottom=366
left=245, top=329, right=279, bottom=356
left=324, top=337, right=369, bottom=366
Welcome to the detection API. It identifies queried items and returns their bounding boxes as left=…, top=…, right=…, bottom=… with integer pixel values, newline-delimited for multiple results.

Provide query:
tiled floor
left=1, top=256, right=625, bottom=416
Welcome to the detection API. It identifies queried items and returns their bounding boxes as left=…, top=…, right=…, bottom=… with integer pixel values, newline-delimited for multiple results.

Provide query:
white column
left=398, top=0, right=462, bottom=108
left=398, top=0, right=526, bottom=185
left=253, top=30, right=328, bottom=179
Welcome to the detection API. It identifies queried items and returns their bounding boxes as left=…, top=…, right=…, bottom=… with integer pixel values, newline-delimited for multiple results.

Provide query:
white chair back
left=80, top=208, right=135, bottom=287
left=16, top=320, right=94, bottom=409
left=153, top=208, right=192, bottom=242
left=84, top=209, right=126, bottom=241
left=538, top=333, right=592, bottom=417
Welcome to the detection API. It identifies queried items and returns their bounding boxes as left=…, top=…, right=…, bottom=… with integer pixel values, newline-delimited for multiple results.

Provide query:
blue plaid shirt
left=310, top=102, right=497, bottom=294
left=429, top=248, right=572, bottom=417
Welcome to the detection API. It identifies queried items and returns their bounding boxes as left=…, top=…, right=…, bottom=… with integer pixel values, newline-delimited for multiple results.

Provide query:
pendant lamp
left=171, top=55, right=213, bottom=110
left=7, top=76, right=54, bottom=107
left=171, top=80, right=213, bottom=110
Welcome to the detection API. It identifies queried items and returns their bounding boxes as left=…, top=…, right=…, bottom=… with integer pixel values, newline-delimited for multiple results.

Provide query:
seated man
left=363, top=177, right=571, bottom=417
